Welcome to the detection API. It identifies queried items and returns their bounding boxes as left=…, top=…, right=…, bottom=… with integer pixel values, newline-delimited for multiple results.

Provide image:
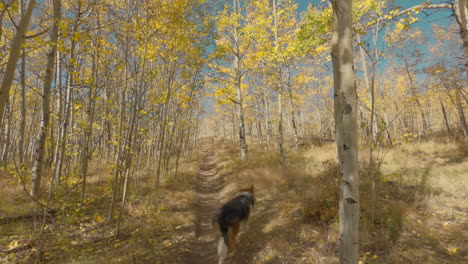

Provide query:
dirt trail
left=184, top=139, right=225, bottom=263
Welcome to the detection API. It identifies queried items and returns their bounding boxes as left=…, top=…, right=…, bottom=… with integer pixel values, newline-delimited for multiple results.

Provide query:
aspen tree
left=331, top=0, right=360, bottom=263
left=31, top=0, right=61, bottom=200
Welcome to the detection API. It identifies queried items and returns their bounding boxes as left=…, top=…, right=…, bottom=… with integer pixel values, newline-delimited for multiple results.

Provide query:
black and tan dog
left=213, top=185, right=255, bottom=264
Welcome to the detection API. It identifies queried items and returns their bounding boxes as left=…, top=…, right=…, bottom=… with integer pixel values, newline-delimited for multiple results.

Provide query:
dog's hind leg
left=217, top=237, right=227, bottom=264
left=228, top=222, right=240, bottom=254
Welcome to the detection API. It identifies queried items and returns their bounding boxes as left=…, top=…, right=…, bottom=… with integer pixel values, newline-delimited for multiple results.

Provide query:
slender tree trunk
left=18, top=0, right=27, bottom=165
left=80, top=25, right=99, bottom=199
left=440, top=100, right=451, bottom=135
left=263, top=84, right=271, bottom=148
left=257, top=119, right=263, bottom=145
left=236, top=84, right=248, bottom=160
left=230, top=0, right=248, bottom=160
left=27, top=98, right=39, bottom=161
left=357, top=34, right=377, bottom=143
left=52, top=49, right=62, bottom=182
left=231, top=111, right=236, bottom=142
left=454, top=0, right=468, bottom=74
left=272, top=0, right=285, bottom=170
left=0, top=0, right=36, bottom=124
left=31, top=0, right=60, bottom=200
left=108, top=47, right=128, bottom=221
left=278, top=91, right=286, bottom=170
left=115, top=83, right=139, bottom=237
left=1, top=103, right=13, bottom=166
left=286, top=68, right=299, bottom=150
left=403, top=58, right=428, bottom=135
left=18, top=54, right=26, bottom=164
left=53, top=71, right=72, bottom=183
left=455, top=85, right=468, bottom=137
left=332, top=1, right=360, bottom=263
left=54, top=32, right=78, bottom=184
left=155, top=104, right=168, bottom=188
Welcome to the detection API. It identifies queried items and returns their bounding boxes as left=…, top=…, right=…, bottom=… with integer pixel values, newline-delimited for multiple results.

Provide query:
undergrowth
left=0, top=138, right=466, bottom=263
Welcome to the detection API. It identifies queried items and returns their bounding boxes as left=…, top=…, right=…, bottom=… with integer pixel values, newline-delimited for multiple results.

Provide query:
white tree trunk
left=232, top=0, right=248, bottom=160
left=454, top=0, right=468, bottom=74
left=0, top=0, right=36, bottom=124
left=31, top=0, right=60, bottom=200
left=272, top=0, right=285, bottom=170
left=332, top=0, right=360, bottom=263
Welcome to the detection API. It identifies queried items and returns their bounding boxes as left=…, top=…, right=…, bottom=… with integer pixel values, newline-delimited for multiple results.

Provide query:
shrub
left=384, top=200, right=407, bottom=241
left=301, top=160, right=340, bottom=223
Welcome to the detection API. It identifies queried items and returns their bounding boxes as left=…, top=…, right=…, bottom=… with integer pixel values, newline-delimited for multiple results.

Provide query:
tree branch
left=368, top=3, right=453, bottom=27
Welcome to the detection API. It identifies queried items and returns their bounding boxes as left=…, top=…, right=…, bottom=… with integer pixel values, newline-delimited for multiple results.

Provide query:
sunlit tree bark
left=331, top=0, right=360, bottom=263
left=0, top=0, right=36, bottom=124
left=31, top=0, right=60, bottom=200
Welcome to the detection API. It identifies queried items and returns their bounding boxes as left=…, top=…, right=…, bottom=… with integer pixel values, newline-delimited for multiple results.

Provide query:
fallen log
left=0, top=209, right=58, bottom=224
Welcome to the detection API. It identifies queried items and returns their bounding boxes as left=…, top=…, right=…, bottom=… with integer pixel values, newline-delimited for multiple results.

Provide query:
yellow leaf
left=93, top=213, right=103, bottom=223
left=8, top=240, right=19, bottom=250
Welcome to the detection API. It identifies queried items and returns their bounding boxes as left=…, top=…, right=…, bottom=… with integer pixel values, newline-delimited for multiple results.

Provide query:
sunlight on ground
left=1, top=139, right=467, bottom=263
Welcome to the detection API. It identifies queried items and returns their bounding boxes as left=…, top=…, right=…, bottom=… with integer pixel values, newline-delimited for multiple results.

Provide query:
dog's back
left=217, top=192, right=253, bottom=242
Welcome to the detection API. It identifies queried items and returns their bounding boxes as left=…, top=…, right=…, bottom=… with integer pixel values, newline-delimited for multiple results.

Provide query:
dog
left=213, top=185, right=255, bottom=264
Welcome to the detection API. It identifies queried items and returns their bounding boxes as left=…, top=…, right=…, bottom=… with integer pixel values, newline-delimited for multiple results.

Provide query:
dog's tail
left=214, top=210, right=229, bottom=264
left=219, top=219, right=229, bottom=248
left=220, top=226, right=229, bottom=249
left=213, top=210, right=230, bottom=247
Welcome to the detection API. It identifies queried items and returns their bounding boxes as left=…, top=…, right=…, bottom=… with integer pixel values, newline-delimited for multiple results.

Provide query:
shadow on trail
left=181, top=139, right=224, bottom=264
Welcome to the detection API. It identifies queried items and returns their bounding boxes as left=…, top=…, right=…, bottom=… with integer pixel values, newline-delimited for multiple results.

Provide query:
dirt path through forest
left=183, top=139, right=225, bottom=263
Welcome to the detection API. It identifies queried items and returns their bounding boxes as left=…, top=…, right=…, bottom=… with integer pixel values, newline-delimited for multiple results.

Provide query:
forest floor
left=0, top=138, right=467, bottom=263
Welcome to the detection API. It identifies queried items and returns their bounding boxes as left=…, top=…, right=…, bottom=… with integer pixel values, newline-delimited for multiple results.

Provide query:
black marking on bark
left=341, top=92, right=352, bottom=114
left=343, top=144, right=350, bottom=151
left=344, top=103, right=352, bottom=114
left=345, top=197, right=357, bottom=204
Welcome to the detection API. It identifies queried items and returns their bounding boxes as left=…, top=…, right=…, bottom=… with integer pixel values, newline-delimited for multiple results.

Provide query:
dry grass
left=361, top=139, right=468, bottom=263
left=0, top=139, right=467, bottom=263
left=216, top=139, right=467, bottom=263
left=0, top=153, right=200, bottom=263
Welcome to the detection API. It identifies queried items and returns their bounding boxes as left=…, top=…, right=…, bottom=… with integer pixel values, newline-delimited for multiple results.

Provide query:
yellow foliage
left=93, top=213, right=104, bottom=223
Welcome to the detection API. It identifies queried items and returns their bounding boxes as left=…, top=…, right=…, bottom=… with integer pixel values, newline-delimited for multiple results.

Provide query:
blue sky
left=294, top=0, right=458, bottom=74
left=202, top=1, right=460, bottom=117
left=297, top=0, right=455, bottom=42
left=295, top=0, right=456, bottom=52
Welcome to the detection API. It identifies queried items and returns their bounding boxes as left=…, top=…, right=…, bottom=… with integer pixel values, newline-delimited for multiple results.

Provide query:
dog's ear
left=248, top=184, right=254, bottom=194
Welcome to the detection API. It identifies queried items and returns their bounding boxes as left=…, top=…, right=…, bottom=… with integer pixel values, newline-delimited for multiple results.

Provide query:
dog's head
left=240, top=184, right=255, bottom=207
